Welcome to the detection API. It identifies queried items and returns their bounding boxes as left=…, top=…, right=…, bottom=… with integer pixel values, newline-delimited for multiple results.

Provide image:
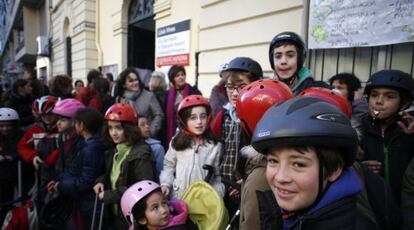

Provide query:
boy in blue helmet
left=251, top=97, right=379, bottom=229
left=269, top=31, right=328, bottom=95
left=360, top=70, right=414, bottom=206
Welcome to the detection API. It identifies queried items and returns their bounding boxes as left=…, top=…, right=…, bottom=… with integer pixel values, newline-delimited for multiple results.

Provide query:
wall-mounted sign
left=309, top=0, right=414, bottom=49
left=156, top=19, right=190, bottom=67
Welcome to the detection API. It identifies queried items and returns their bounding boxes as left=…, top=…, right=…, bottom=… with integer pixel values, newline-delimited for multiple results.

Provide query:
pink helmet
left=121, top=180, right=160, bottom=227
left=52, top=99, right=85, bottom=118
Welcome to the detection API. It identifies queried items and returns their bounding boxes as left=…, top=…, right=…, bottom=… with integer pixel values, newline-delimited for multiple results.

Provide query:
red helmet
left=236, top=79, right=293, bottom=138
left=298, top=87, right=352, bottom=118
left=32, top=96, right=59, bottom=117
left=177, top=95, right=211, bottom=132
left=104, top=103, right=138, bottom=124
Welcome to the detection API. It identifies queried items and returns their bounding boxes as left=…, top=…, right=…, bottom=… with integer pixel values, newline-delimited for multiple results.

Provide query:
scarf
left=166, top=83, right=190, bottom=145
left=120, top=90, right=141, bottom=105
left=110, top=143, right=132, bottom=189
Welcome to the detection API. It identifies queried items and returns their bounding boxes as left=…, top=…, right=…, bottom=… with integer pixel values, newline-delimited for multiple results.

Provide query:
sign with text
left=156, top=19, right=190, bottom=67
left=309, top=0, right=414, bottom=49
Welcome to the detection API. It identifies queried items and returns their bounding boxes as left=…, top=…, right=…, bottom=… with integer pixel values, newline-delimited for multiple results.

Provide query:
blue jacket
left=57, top=135, right=106, bottom=214
left=257, top=169, right=379, bottom=229
left=146, top=137, right=165, bottom=178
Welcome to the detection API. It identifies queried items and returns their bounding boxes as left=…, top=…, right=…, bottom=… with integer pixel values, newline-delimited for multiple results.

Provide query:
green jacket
left=96, top=142, right=156, bottom=204
left=95, top=142, right=157, bottom=228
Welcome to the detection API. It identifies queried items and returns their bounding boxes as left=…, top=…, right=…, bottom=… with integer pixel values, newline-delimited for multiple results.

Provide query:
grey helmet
left=251, top=97, right=357, bottom=167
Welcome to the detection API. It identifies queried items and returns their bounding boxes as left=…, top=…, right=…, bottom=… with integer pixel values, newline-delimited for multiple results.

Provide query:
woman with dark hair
left=115, top=67, right=164, bottom=138
left=6, top=79, right=34, bottom=129
left=165, top=65, right=201, bottom=147
left=75, top=69, right=103, bottom=111
left=49, top=75, right=73, bottom=98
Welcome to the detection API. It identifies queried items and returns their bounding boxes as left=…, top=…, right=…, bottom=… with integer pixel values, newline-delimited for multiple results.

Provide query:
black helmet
left=364, top=70, right=414, bottom=99
left=227, top=57, right=263, bottom=78
left=251, top=97, right=357, bottom=168
left=269, top=31, right=307, bottom=70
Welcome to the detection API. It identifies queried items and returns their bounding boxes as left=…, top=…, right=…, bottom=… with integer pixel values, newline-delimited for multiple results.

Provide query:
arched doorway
left=127, top=0, right=155, bottom=70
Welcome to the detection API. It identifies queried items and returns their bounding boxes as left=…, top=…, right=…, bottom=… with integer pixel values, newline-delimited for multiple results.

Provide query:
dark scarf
left=166, top=83, right=190, bottom=145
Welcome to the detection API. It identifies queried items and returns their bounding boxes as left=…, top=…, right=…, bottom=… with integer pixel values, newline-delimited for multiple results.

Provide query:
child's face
left=226, top=74, right=250, bottom=107
left=186, top=106, right=208, bottom=136
left=123, top=73, right=140, bottom=92
left=0, top=121, right=14, bottom=136
left=108, top=120, right=126, bottom=144
left=56, top=117, right=72, bottom=133
left=273, top=44, right=299, bottom=81
left=331, top=80, right=349, bottom=99
left=368, top=87, right=401, bottom=120
left=140, top=190, right=170, bottom=229
left=40, top=114, right=57, bottom=125
left=138, top=117, right=151, bottom=139
left=266, top=147, right=320, bottom=212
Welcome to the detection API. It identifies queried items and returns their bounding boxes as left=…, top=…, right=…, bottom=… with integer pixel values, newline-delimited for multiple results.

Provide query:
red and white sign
left=156, top=20, right=190, bottom=67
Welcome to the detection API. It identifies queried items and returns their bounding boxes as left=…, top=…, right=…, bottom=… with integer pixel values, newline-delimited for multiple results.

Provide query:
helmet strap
left=279, top=74, right=297, bottom=88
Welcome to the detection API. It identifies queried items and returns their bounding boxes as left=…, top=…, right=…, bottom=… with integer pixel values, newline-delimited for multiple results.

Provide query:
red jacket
left=17, top=124, right=59, bottom=165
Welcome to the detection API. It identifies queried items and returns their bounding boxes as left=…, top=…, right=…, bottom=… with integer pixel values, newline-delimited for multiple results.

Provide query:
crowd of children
left=1, top=31, right=414, bottom=230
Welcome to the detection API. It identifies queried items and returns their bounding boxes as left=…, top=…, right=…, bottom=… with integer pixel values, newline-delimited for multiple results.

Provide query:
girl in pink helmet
left=121, top=180, right=194, bottom=230
left=48, top=98, right=85, bottom=175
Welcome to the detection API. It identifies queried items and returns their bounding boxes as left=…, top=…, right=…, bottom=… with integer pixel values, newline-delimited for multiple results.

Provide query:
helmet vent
left=260, top=85, right=264, bottom=89
left=138, top=187, right=142, bottom=191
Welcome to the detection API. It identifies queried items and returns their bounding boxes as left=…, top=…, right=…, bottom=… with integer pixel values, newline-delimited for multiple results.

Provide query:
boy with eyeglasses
left=210, top=57, right=263, bottom=221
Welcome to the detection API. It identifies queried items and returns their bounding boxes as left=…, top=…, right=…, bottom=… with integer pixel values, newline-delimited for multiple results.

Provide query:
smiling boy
left=251, top=97, right=377, bottom=229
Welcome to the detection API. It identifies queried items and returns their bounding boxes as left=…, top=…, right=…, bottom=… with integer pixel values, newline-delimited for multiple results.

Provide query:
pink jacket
left=160, top=199, right=189, bottom=229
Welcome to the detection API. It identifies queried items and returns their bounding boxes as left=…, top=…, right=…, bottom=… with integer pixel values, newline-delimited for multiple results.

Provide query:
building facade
left=1, top=0, right=413, bottom=96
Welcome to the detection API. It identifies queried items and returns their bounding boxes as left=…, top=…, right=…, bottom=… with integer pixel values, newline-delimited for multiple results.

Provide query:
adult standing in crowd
left=49, top=75, right=74, bottom=99
left=209, top=62, right=229, bottom=118
left=115, top=67, right=164, bottom=138
left=23, top=65, right=49, bottom=99
left=73, top=79, right=84, bottom=97
left=75, top=69, right=103, bottom=111
left=165, top=65, right=201, bottom=147
left=149, top=71, right=168, bottom=143
left=5, top=79, right=35, bottom=130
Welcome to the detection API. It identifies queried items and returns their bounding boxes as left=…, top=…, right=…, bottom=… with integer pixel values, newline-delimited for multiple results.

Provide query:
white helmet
left=0, top=108, right=20, bottom=121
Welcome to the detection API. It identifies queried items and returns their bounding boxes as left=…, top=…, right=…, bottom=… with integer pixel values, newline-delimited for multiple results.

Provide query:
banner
left=308, top=0, right=414, bottom=49
left=156, top=20, right=190, bottom=67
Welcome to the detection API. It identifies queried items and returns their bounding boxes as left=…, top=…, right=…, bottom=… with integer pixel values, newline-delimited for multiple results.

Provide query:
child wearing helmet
left=48, top=98, right=86, bottom=175
left=235, top=79, right=293, bottom=229
left=360, top=70, right=414, bottom=206
left=46, top=107, right=106, bottom=229
left=0, top=107, right=26, bottom=223
left=210, top=57, right=262, bottom=218
left=121, top=180, right=195, bottom=230
left=94, top=103, right=156, bottom=229
left=160, top=95, right=224, bottom=199
left=17, top=95, right=60, bottom=207
left=251, top=97, right=378, bottom=229
left=269, top=31, right=328, bottom=95
left=138, top=116, right=165, bottom=179
left=18, top=95, right=59, bottom=169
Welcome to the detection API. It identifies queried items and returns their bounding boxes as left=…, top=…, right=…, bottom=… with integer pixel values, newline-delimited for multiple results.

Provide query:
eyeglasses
left=225, top=84, right=247, bottom=93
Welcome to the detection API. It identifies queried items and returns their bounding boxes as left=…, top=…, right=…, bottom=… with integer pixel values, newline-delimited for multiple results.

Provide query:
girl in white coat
left=160, top=95, right=224, bottom=199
